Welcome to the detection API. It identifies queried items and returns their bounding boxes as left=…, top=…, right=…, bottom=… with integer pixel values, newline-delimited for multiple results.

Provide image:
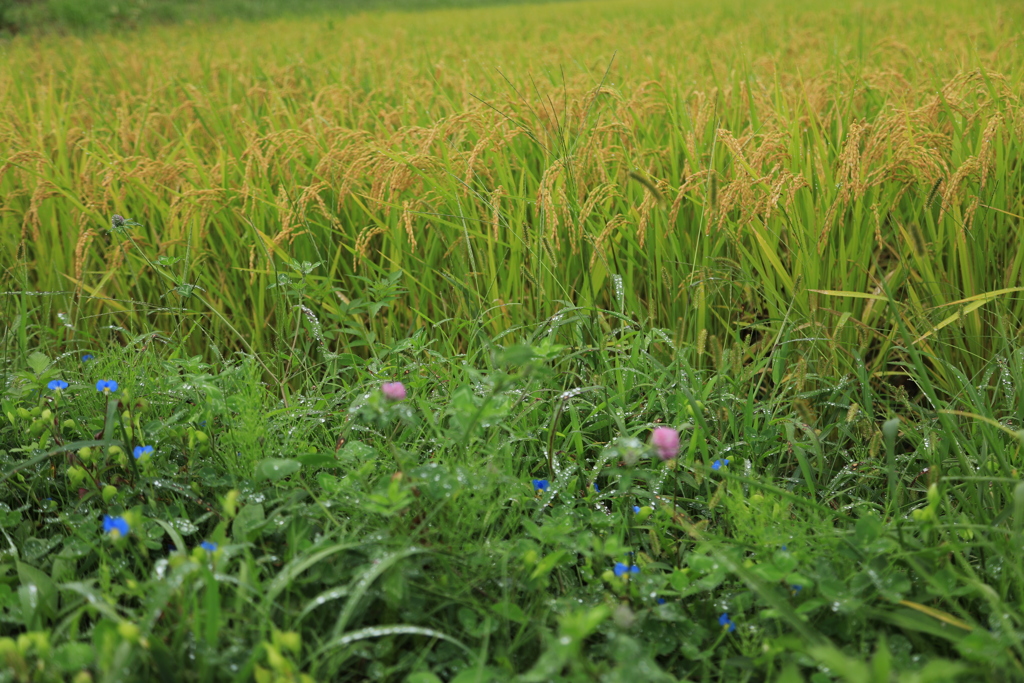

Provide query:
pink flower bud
left=651, top=426, right=680, bottom=461
left=382, top=382, right=407, bottom=401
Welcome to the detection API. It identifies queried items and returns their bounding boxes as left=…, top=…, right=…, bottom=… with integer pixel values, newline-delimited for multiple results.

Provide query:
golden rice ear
left=353, top=225, right=386, bottom=270
left=272, top=183, right=294, bottom=246
left=489, top=185, right=504, bottom=242
left=400, top=200, right=417, bottom=250
left=73, top=228, right=96, bottom=288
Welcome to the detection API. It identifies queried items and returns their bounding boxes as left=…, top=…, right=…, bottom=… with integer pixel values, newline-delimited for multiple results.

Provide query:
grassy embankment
left=0, top=0, right=569, bottom=34
left=2, top=0, right=1024, bottom=679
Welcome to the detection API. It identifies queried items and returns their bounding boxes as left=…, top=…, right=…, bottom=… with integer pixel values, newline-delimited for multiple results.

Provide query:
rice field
left=1, top=0, right=1020, bottom=382
left=3, top=0, right=1024, bottom=679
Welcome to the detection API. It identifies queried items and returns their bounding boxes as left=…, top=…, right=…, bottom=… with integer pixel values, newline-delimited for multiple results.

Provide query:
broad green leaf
left=255, top=457, right=301, bottom=482
left=405, top=674, right=443, bottom=683
left=232, top=503, right=265, bottom=542
left=491, top=600, right=527, bottom=624
left=27, top=351, right=50, bottom=375
left=17, top=561, right=57, bottom=621
left=298, top=452, right=340, bottom=469
left=53, top=642, right=96, bottom=671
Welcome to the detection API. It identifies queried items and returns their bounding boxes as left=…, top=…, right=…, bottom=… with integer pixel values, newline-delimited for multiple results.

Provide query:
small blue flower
left=82, top=354, right=94, bottom=362
left=791, top=584, right=803, bottom=594
left=96, top=379, right=118, bottom=393
left=532, top=479, right=549, bottom=492
left=657, top=597, right=666, bottom=605
left=633, top=505, right=641, bottom=513
left=614, top=562, right=640, bottom=576
left=781, top=545, right=788, bottom=551
left=48, top=379, right=69, bottom=391
left=103, top=515, right=130, bottom=537
left=200, top=540, right=218, bottom=552
left=718, top=613, right=736, bottom=632
left=133, top=445, right=153, bottom=459
left=711, top=458, right=730, bottom=471
left=593, top=482, right=600, bottom=492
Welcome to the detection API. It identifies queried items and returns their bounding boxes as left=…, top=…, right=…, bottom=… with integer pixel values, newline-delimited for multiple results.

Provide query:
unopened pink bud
left=382, top=382, right=407, bottom=401
left=651, top=427, right=680, bottom=461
